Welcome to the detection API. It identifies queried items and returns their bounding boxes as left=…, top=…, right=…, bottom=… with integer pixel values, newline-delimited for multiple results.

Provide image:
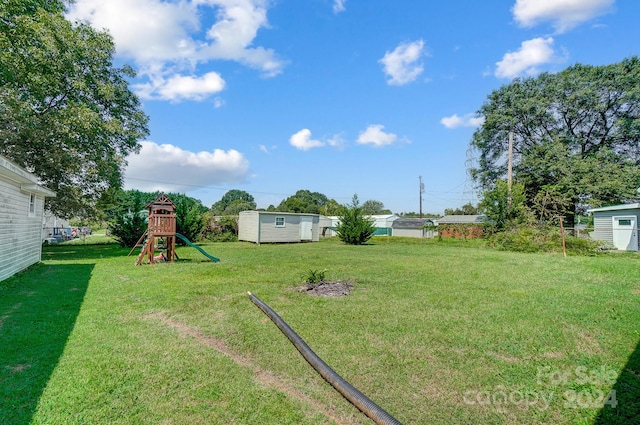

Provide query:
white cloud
left=512, top=0, right=614, bottom=33
left=357, top=125, right=401, bottom=147
left=441, top=114, right=485, bottom=129
left=327, top=134, right=346, bottom=150
left=67, top=0, right=284, bottom=101
left=67, top=0, right=198, bottom=63
left=379, top=40, right=426, bottom=86
left=290, top=129, right=326, bottom=151
left=495, top=37, right=555, bottom=79
left=333, top=0, right=346, bottom=13
left=213, top=97, right=225, bottom=108
left=259, top=144, right=277, bottom=154
left=134, top=72, right=226, bottom=102
left=124, top=141, right=250, bottom=192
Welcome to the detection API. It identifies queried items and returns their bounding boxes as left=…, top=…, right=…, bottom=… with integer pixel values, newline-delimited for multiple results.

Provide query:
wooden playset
left=133, top=194, right=177, bottom=265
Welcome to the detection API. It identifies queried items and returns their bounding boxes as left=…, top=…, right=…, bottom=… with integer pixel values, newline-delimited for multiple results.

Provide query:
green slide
left=175, top=233, right=220, bottom=262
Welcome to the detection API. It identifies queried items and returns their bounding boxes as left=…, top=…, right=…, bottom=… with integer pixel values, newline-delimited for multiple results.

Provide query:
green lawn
left=1, top=238, right=638, bottom=424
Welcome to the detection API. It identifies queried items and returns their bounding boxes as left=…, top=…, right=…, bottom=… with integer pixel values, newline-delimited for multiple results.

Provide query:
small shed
left=323, top=214, right=399, bottom=237
left=238, top=211, right=320, bottom=244
left=437, top=214, right=487, bottom=239
left=370, top=214, right=399, bottom=236
left=0, top=155, right=56, bottom=282
left=392, top=218, right=436, bottom=238
left=587, top=203, right=640, bottom=251
left=319, top=215, right=334, bottom=237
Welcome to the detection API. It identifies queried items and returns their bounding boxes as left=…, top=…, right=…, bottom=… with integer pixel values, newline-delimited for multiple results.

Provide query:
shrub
left=174, top=195, right=205, bottom=243
left=335, top=195, right=376, bottom=245
left=109, top=211, right=147, bottom=248
left=304, top=269, right=327, bottom=285
left=201, top=215, right=238, bottom=242
left=487, top=226, right=600, bottom=255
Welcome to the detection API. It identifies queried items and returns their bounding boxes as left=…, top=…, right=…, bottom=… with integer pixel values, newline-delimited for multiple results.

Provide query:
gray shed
left=436, top=214, right=487, bottom=225
left=238, top=211, right=320, bottom=244
left=392, top=218, right=436, bottom=238
left=587, top=203, right=640, bottom=251
left=437, top=214, right=487, bottom=239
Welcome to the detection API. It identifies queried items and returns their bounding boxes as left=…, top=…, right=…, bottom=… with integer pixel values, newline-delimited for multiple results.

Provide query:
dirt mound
left=298, top=281, right=353, bottom=297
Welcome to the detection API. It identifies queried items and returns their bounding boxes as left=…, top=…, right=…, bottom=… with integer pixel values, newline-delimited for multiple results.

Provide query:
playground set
left=130, top=194, right=219, bottom=265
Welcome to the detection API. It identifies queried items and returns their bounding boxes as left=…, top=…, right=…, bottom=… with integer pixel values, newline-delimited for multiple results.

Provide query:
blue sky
left=66, top=0, right=639, bottom=214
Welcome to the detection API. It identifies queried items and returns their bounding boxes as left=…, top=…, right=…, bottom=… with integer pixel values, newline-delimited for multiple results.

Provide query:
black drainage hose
left=247, top=292, right=403, bottom=425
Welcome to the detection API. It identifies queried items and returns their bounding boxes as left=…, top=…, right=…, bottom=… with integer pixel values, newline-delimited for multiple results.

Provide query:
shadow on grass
left=42, top=243, right=128, bottom=261
left=0, top=263, right=93, bottom=424
left=594, top=338, right=640, bottom=424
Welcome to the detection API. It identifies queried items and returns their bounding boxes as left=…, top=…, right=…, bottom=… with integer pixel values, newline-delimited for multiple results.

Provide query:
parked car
left=42, top=237, right=59, bottom=245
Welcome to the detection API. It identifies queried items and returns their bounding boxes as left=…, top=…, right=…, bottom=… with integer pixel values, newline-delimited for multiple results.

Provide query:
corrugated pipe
left=247, top=292, right=403, bottom=425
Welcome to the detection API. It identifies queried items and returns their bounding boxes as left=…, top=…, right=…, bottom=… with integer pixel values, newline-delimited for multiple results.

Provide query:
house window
left=29, top=193, right=36, bottom=217
left=618, top=219, right=632, bottom=226
left=275, top=217, right=285, bottom=227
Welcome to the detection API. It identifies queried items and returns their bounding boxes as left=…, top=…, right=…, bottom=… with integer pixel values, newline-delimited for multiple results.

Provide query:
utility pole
left=419, top=176, right=425, bottom=218
left=507, top=131, right=513, bottom=190
left=508, top=131, right=513, bottom=208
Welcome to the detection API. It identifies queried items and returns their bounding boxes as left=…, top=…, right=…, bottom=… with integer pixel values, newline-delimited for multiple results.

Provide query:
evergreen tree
left=335, top=195, right=376, bottom=245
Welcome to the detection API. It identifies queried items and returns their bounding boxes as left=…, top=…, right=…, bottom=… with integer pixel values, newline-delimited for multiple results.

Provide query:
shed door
left=612, top=216, right=637, bottom=251
left=300, top=216, right=313, bottom=240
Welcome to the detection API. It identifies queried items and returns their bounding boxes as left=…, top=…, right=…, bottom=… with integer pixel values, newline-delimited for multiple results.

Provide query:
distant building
left=587, top=203, right=640, bottom=251
left=42, top=212, right=71, bottom=241
left=392, top=218, right=436, bottom=238
left=0, top=155, right=56, bottom=282
left=322, top=214, right=399, bottom=237
left=437, top=215, right=487, bottom=239
left=238, top=211, right=320, bottom=244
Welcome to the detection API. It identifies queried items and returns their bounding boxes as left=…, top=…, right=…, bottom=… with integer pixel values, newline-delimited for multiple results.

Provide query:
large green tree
left=211, top=189, right=256, bottom=215
left=0, top=1, right=149, bottom=218
left=479, top=181, right=527, bottom=230
left=471, top=57, right=640, bottom=225
left=173, top=193, right=206, bottom=242
left=361, top=199, right=391, bottom=215
left=319, top=199, right=342, bottom=216
left=277, top=189, right=329, bottom=214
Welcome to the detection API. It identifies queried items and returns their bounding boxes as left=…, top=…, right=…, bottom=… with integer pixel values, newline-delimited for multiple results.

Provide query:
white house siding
left=0, top=155, right=55, bottom=282
left=0, top=178, right=46, bottom=282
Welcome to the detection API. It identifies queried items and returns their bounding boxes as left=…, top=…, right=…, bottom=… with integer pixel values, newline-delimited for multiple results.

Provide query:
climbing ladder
left=127, top=230, right=151, bottom=265
left=135, top=236, right=150, bottom=266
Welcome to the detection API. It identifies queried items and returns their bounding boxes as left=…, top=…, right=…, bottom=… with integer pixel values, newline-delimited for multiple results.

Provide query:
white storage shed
left=588, top=203, right=640, bottom=251
left=322, top=214, right=399, bottom=237
left=238, top=211, right=320, bottom=244
left=0, top=155, right=56, bottom=282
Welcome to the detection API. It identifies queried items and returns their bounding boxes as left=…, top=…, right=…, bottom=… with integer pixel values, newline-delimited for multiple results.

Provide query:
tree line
left=105, top=189, right=392, bottom=246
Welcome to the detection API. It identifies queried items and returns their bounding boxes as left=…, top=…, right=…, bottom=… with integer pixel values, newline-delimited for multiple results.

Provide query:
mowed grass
left=1, top=238, right=639, bottom=424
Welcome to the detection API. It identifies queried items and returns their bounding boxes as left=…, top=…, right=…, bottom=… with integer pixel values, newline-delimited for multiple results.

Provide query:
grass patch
left=2, top=238, right=639, bottom=424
